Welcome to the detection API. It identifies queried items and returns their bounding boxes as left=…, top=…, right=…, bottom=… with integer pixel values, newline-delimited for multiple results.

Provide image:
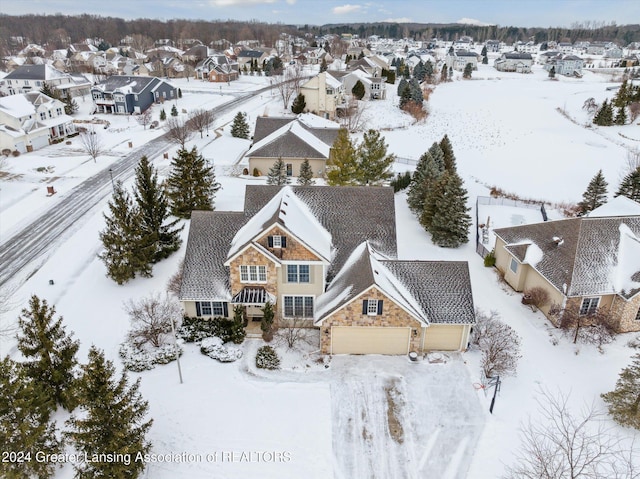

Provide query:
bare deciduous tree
left=187, top=108, right=215, bottom=138
left=79, top=126, right=104, bottom=162
left=135, top=109, right=153, bottom=130
left=506, top=389, right=638, bottom=479
left=275, top=63, right=306, bottom=109
left=582, top=97, right=599, bottom=115
left=277, top=316, right=309, bottom=349
left=629, top=102, right=640, bottom=123
left=164, top=117, right=193, bottom=149
left=522, top=287, right=550, bottom=312
left=550, top=303, right=616, bottom=347
left=124, top=292, right=182, bottom=348
left=338, top=96, right=367, bottom=132
left=166, top=259, right=184, bottom=296
left=471, top=309, right=521, bottom=379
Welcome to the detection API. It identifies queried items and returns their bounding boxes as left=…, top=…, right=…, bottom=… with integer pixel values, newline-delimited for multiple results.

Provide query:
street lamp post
left=108, top=168, right=115, bottom=192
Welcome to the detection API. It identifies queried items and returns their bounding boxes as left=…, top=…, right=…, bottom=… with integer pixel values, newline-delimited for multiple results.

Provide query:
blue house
left=91, top=76, right=177, bottom=114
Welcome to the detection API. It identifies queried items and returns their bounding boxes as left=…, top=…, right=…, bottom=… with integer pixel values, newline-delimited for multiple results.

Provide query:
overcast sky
left=2, top=0, right=638, bottom=28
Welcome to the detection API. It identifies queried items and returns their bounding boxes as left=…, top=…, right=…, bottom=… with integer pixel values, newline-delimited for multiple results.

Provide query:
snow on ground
left=1, top=66, right=640, bottom=478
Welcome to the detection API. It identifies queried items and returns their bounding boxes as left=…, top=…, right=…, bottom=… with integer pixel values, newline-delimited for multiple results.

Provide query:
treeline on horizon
left=1, top=13, right=639, bottom=51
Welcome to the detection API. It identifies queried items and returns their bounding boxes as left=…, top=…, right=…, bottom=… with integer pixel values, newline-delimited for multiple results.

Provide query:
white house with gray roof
left=1, top=64, right=91, bottom=99
left=494, top=52, right=533, bottom=73
left=179, top=185, right=476, bottom=355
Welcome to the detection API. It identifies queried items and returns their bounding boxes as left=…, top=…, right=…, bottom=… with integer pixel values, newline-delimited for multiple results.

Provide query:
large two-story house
left=299, top=71, right=346, bottom=120
left=1, top=64, right=91, bottom=99
left=90, top=75, right=177, bottom=114
left=179, top=185, right=476, bottom=355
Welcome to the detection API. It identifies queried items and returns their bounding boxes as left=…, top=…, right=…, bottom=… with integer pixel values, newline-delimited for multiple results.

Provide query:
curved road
left=0, top=86, right=275, bottom=290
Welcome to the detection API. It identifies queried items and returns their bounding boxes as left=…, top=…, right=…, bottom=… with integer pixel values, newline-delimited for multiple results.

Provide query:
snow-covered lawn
left=1, top=65, right=639, bottom=478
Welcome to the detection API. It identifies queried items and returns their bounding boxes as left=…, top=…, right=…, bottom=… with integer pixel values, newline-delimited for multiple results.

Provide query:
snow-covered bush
left=178, top=316, right=245, bottom=344
left=200, top=337, right=243, bottom=362
left=256, top=345, right=280, bottom=370
left=119, top=341, right=182, bottom=372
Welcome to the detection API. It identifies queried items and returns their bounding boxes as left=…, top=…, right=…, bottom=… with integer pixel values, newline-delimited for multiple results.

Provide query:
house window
left=635, top=307, right=640, bottom=321
left=509, top=258, right=518, bottom=273
left=196, top=301, right=227, bottom=317
left=268, top=235, right=286, bottom=248
left=363, top=299, right=384, bottom=316
left=170, top=90, right=175, bottom=98
left=40, top=112, right=46, bottom=120
left=286, top=164, right=293, bottom=176
left=240, top=265, right=267, bottom=283
left=56, top=108, right=62, bottom=115
left=579, top=297, right=600, bottom=316
left=283, top=295, right=314, bottom=318
left=272, top=235, right=282, bottom=248
left=134, top=94, right=139, bottom=101
left=287, top=265, right=310, bottom=283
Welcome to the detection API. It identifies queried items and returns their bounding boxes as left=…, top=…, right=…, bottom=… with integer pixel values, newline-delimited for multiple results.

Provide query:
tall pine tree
left=356, top=129, right=395, bottom=185
left=266, top=157, right=291, bottom=185
left=407, top=151, right=444, bottom=215
left=428, top=141, right=446, bottom=173
left=0, top=357, right=61, bottom=479
left=425, top=170, right=472, bottom=248
left=577, top=170, right=608, bottom=215
left=601, top=353, right=640, bottom=429
left=439, top=134, right=457, bottom=172
left=593, top=99, right=614, bottom=126
left=481, top=45, right=488, bottom=64
left=65, top=347, right=153, bottom=479
left=352, top=80, right=366, bottom=100
left=230, top=111, right=250, bottom=139
left=615, top=166, right=640, bottom=202
left=291, top=93, right=306, bottom=114
left=16, top=295, right=80, bottom=411
left=297, top=158, right=315, bottom=185
left=133, top=156, right=183, bottom=263
left=166, top=147, right=220, bottom=218
left=327, top=128, right=358, bottom=186
left=99, top=182, right=147, bottom=283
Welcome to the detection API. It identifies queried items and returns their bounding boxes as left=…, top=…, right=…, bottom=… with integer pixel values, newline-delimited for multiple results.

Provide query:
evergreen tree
left=230, top=111, right=250, bottom=138
left=408, top=78, right=423, bottom=103
left=65, top=347, right=152, bottom=479
left=166, top=147, right=220, bottom=218
left=0, top=357, right=61, bottom=479
left=178, top=88, right=182, bottom=98
left=16, top=295, right=80, bottom=411
left=577, top=170, right=608, bottom=215
left=99, top=182, right=146, bottom=283
left=615, top=105, right=627, bottom=125
left=291, top=93, right=306, bottom=114
left=40, top=82, right=57, bottom=99
left=481, top=45, right=488, bottom=64
left=424, top=60, right=434, bottom=81
left=548, top=65, right=556, bottom=78
left=407, top=151, right=443, bottom=215
left=593, top=99, right=614, bottom=126
left=439, top=134, right=457, bottom=172
left=602, top=353, right=640, bottom=429
left=383, top=68, right=395, bottom=84
left=327, top=128, right=358, bottom=186
left=356, top=129, right=395, bottom=186
left=64, top=95, right=78, bottom=115
left=397, top=77, right=408, bottom=96
left=297, top=158, right=315, bottom=185
left=440, top=65, right=448, bottom=83
left=266, top=157, right=291, bottom=185
left=463, top=63, right=473, bottom=79
left=160, top=108, right=166, bottom=121
left=399, top=83, right=412, bottom=108
left=414, top=60, right=426, bottom=81
left=320, top=57, right=328, bottom=72
left=133, top=156, right=183, bottom=263
left=615, top=166, right=640, bottom=202
left=428, top=141, right=446, bottom=173
left=352, top=80, right=366, bottom=100
left=448, top=66, right=453, bottom=80
left=426, top=170, right=472, bottom=248
left=613, top=79, right=629, bottom=107
left=171, top=104, right=178, bottom=116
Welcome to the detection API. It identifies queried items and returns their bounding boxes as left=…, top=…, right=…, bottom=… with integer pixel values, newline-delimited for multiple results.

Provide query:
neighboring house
left=246, top=113, right=340, bottom=177
left=493, top=205, right=640, bottom=333
left=195, top=54, right=239, bottom=82
left=445, top=50, right=479, bottom=71
left=544, top=54, right=584, bottom=76
left=558, top=42, right=574, bottom=54
left=494, top=52, right=533, bottom=73
left=179, top=185, right=476, bottom=355
left=0, top=92, right=76, bottom=153
left=299, top=71, right=346, bottom=120
left=1, top=64, right=91, bottom=99
left=485, top=40, right=501, bottom=53
left=91, top=76, right=177, bottom=114
left=538, top=51, right=561, bottom=65
left=236, top=50, right=270, bottom=70
left=341, top=69, right=386, bottom=100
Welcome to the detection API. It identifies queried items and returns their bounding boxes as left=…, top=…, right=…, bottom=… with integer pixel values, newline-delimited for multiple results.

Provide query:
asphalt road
left=0, top=87, right=272, bottom=290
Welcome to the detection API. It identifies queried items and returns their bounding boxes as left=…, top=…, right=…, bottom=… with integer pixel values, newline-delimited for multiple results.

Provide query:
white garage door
left=422, top=325, right=465, bottom=351
left=31, top=135, right=49, bottom=150
left=331, top=326, right=411, bottom=355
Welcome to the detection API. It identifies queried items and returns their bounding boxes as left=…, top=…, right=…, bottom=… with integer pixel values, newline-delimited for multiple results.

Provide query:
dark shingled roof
left=494, top=216, right=640, bottom=299
left=248, top=126, right=327, bottom=159
left=252, top=117, right=296, bottom=143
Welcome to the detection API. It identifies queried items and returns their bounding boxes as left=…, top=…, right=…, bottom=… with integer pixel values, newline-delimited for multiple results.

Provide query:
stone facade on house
left=229, top=247, right=279, bottom=300
left=256, top=225, right=321, bottom=262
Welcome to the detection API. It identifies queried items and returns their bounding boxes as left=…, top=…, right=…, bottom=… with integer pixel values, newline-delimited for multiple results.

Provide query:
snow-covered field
left=1, top=64, right=639, bottom=478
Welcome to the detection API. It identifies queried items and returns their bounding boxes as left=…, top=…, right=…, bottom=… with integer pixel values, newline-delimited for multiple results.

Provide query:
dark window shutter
left=223, top=302, right=229, bottom=317
left=281, top=236, right=287, bottom=248
left=196, top=302, right=201, bottom=316
left=377, top=300, right=384, bottom=315
left=268, top=236, right=273, bottom=247
left=362, top=300, right=368, bottom=315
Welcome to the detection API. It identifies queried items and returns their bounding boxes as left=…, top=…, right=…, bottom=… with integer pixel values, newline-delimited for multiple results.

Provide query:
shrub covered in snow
left=178, top=316, right=245, bottom=344
left=119, top=341, right=182, bottom=372
left=256, top=345, right=280, bottom=370
left=200, top=337, right=243, bottom=362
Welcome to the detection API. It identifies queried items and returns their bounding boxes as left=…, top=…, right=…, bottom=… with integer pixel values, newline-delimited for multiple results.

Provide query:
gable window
left=579, top=297, right=600, bottom=316
left=268, top=235, right=287, bottom=248
left=240, top=265, right=267, bottom=283
left=196, top=301, right=228, bottom=317
left=283, top=295, right=314, bottom=318
left=40, top=112, right=46, bottom=120
left=362, top=299, right=384, bottom=316
left=287, top=264, right=310, bottom=283
left=509, top=258, right=518, bottom=274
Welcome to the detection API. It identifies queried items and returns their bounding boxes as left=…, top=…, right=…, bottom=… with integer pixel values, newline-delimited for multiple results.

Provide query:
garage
left=331, top=326, right=411, bottom=355
left=423, top=325, right=466, bottom=351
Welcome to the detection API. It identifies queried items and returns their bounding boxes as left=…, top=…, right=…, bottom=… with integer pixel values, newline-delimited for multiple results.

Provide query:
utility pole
left=170, top=315, right=183, bottom=384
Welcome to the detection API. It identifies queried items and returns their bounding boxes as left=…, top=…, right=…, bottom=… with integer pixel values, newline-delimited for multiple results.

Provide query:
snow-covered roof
left=325, top=71, right=342, bottom=89
left=588, top=196, right=640, bottom=217
left=0, top=94, right=36, bottom=117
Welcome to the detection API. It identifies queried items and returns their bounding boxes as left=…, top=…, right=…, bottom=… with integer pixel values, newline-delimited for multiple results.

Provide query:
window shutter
left=223, top=302, right=229, bottom=317
left=281, top=236, right=287, bottom=248
left=195, top=302, right=201, bottom=316
left=377, top=300, right=384, bottom=315
left=268, top=236, right=273, bottom=247
left=362, top=300, right=368, bottom=315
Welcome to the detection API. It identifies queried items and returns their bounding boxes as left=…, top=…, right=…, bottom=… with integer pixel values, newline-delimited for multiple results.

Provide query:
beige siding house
left=493, top=203, right=640, bottom=333
left=179, top=185, right=476, bottom=354
left=299, top=71, right=345, bottom=120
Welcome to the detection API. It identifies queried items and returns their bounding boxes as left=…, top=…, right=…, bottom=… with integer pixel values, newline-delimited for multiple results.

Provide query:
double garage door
left=331, top=326, right=411, bottom=355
